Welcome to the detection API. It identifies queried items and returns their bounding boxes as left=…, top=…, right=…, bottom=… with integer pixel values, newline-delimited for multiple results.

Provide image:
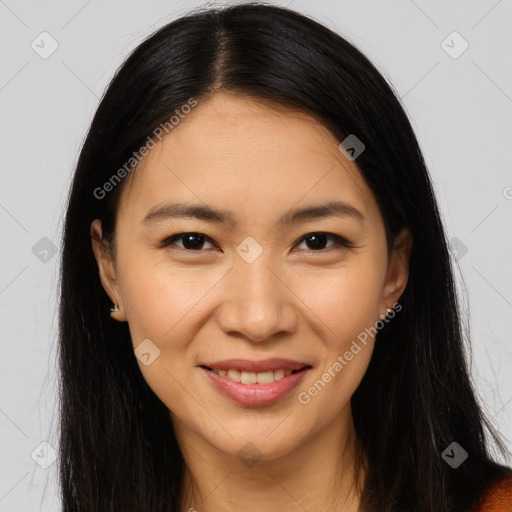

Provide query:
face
left=91, top=92, right=411, bottom=462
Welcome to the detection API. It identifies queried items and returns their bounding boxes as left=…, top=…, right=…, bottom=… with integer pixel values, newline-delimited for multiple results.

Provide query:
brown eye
left=295, top=232, right=353, bottom=251
left=162, top=233, right=216, bottom=251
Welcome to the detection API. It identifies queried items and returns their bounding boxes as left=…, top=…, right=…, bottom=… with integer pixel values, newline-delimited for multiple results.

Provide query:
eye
left=161, top=232, right=216, bottom=251
left=294, top=232, right=353, bottom=252
left=161, top=231, right=353, bottom=253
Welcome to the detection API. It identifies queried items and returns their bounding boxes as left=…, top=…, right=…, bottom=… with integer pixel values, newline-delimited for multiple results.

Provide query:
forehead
left=118, top=93, right=379, bottom=228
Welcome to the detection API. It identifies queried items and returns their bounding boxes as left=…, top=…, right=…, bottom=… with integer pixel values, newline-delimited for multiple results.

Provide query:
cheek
left=117, top=250, right=225, bottom=345
left=120, top=272, right=179, bottom=345
left=116, top=258, right=210, bottom=415
left=115, top=254, right=227, bottom=410
left=291, top=260, right=384, bottom=409
left=293, top=260, right=384, bottom=344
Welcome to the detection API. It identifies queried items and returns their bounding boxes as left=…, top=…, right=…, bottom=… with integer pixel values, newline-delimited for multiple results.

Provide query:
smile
left=202, top=366, right=301, bottom=384
left=199, top=364, right=312, bottom=407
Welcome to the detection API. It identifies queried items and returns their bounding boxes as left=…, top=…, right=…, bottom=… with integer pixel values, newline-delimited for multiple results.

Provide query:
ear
left=380, top=228, right=413, bottom=315
left=90, top=219, right=127, bottom=322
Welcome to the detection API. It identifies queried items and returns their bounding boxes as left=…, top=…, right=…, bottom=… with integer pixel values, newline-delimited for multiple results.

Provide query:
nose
left=215, top=257, right=299, bottom=342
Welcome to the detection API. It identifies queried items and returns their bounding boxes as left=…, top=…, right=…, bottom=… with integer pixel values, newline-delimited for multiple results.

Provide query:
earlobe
left=90, top=219, right=127, bottom=322
left=381, top=228, right=413, bottom=312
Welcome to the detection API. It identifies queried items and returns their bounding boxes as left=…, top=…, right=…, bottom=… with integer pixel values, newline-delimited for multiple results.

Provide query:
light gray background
left=1, top=0, right=511, bottom=510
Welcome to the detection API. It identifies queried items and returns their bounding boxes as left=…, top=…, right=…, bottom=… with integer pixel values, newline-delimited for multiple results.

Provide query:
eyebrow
left=142, top=200, right=366, bottom=227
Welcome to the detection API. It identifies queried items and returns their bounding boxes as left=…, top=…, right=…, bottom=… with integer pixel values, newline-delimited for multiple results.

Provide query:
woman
left=58, top=3, right=512, bottom=511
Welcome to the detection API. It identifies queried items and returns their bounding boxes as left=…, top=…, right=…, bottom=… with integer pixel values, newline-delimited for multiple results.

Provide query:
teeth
left=227, top=369, right=241, bottom=382
left=274, top=369, right=285, bottom=380
left=256, top=371, right=274, bottom=384
left=210, top=367, right=297, bottom=384
left=241, top=371, right=257, bottom=384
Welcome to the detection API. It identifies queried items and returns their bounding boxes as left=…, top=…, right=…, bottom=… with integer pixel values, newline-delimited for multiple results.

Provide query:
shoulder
left=477, top=473, right=512, bottom=512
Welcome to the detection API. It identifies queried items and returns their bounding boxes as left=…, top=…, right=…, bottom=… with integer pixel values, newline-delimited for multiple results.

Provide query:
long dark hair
left=58, top=3, right=511, bottom=511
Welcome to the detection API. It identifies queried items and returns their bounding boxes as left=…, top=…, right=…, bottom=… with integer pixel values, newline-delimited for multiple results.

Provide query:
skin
left=91, top=92, right=412, bottom=512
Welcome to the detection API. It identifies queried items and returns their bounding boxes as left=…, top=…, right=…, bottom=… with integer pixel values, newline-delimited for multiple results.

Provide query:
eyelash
left=160, top=232, right=355, bottom=253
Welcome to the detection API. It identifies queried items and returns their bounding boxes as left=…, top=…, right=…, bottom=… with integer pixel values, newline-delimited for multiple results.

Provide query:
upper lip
left=199, top=358, right=311, bottom=373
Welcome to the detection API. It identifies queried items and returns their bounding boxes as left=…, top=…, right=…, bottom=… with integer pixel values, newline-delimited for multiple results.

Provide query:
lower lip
left=199, top=367, right=311, bottom=407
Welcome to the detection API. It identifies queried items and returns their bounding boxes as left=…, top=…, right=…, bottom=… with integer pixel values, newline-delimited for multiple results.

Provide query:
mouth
left=199, top=364, right=312, bottom=385
left=198, top=362, right=313, bottom=407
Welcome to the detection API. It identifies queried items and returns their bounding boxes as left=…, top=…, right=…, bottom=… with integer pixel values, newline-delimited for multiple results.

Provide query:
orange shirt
left=477, top=475, right=512, bottom=511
